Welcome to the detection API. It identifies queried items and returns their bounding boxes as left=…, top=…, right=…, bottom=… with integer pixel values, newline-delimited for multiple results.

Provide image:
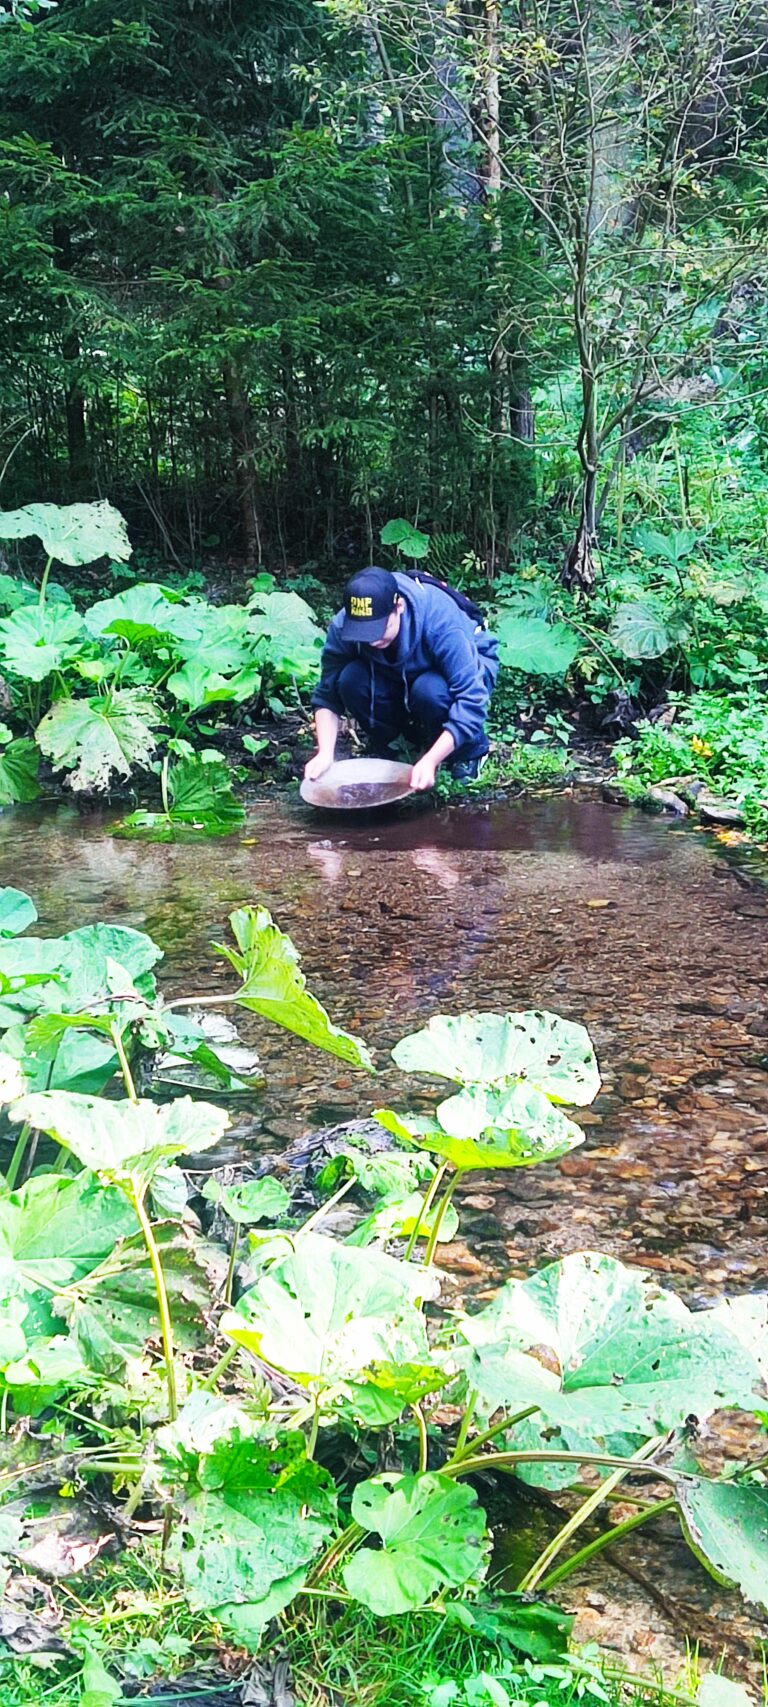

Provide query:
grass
left=4, top=1546, right=746, bottom=1707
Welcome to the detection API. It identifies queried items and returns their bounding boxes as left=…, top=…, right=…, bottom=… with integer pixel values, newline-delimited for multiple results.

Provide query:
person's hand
left=304, top=752, right=333, bottom=782
left=410, top=756, right=438, bottom=792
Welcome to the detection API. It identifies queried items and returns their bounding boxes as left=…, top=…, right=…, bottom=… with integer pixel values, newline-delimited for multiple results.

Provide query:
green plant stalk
left=38, top=552, right=54, bottom=607
left=422, top=1167, right=465, bottom=1270
left=111, top=1020, right=138, bottom=1102
left=448, top=1404, right=541, bottom=1465
left=444, top=1448, right=678, bottom=1485
left=298, top=1174, right=357, bottom=1239
left=5, top=1120, right=30, bottom=1190
left=202, top=1341, right=239, bottom=1392
left=131, top=1183, right=178, bottom=1423
left=413, top=1401, right=428, bottom=1473
left=224, top=1228, right=239, bottom=1306
left=538, top=1496, right=675, bottom=1591
left=453, top=1388, right=478, bottom=1458
left=160, top=751, right=171, bottom=817
left=518, top=1432, right=665, bottom=1592
left=307, top=1520, right=365, bottom=1586
left=307, top=1396, right=321, bottom=1461
left=404, top=1160, right=448, bottom=1261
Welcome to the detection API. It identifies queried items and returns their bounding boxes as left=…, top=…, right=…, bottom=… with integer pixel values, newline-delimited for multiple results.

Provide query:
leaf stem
left=422, top=1167, right=465, bottom=1270
left=131, top=1186, right=178, bottom=1422
left=448, top=1405, right=540, bottom=1465
left=306, top=1397, right=320, bottom=1461
left=297, top=1175, right=357, bottom=1239
left=111, top=1022, right=138, bottom=1102
left=224, top=1232, right=239, bottom=1306
left=413, top=1402, right=428, bottom=1473
left=453, top=1389, right=478, bottom=1459
left=38, top=553, right=54, bottom=608
left=444, top=1449, right=678, bottom=1484
left=404, top=1161, right=447, bottom=1261
left=201, top=1341, right=239, bottom=1392
left=538, top=1496, right=676, bottom=1592
left=5, top=1121, right=30, bottom=1190
left=518, top=1433, right=666, bottom=1592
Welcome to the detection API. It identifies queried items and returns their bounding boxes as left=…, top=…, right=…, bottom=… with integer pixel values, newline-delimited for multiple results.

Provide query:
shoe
left=450, top=751, right=488, bottom=783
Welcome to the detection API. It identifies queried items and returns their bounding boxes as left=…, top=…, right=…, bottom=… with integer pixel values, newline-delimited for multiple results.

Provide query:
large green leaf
left=214, top=905, right=373, bottom=1071
left=380, top=518, right=431, bottom=559
left=0, top=1172, right=135, bottom=1318
left=162, top=1419, right=335, bottom=1645
left=392, top=1010, right=600, bottom=1104
left=166, top=659, right=260, bottom=711
left=609, top=599, right=671, bottom=660
left=631, top=526, right=698, bottom=566
left=10, top=1091, right=229, bottom=1185
left=83, top=583, right=186, bottom=646
left=35, top=690, right=159, bottom=790
left=221, top=1231, right=437, bottom=1405
left=0, top=739, right=40, bottom=806
left=433, top=1083, right=585, bottom=1168
left=0, top=889, right=36, bottom=938
left=117, top=756, right=245, bottom=840
left=454, top=1254, right=766, bottom=1485
left=247, top=590, right=324, bottom=681
left=677, top=1474, right=768, bottom=1611
left=496, top=616, right=582, bottom=677
left=0, top=501, right=130, bottom=567
left=1, top=1021, right=117, bottom=1096
left=59, top=1227, right=216, bottom=1376
left=0, top=605, right=85, bottom=681
left=346, top=1189, right=459, bottom=1248
left=343, top=1472, right=488, bottom=1613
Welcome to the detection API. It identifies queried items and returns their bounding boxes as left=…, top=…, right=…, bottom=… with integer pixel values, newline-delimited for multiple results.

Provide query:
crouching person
left=304, top=567, right=498, bottom=791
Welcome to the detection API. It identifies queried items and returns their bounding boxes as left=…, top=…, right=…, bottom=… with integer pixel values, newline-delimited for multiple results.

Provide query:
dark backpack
left=404, top=569, right=487, bottom=631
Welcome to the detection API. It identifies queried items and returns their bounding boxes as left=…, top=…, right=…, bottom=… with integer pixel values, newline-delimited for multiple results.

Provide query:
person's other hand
left=410, top=756, right=438, bottom=792
left=304, top=752, right=333, bottom=782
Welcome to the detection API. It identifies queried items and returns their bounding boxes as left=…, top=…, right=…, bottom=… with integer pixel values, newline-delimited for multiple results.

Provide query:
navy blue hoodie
left=311, top=572, right=499, bottom=752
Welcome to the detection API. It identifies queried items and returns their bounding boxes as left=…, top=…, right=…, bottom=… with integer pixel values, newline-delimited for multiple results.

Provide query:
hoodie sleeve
left=424, top=610, right=493, bottom=751
left=310, top=613, right=352, bottom=715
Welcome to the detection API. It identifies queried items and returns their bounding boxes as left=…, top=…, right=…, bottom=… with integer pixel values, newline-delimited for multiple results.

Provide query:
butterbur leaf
left=0, top=740, right=40, bottom=806
left=380, top=518, right=431, bottom=558
left=392, top=1010, right=600, bottom=1104
left=609, top=599, right=671, bottom=660
left=677, top=1474, right=768, bottom=1611
left=84, top=583, right=185, bottom=645
left=0, top=889, right=37, bottom=938
left=496, top=615, right=582, bottom=677
left=166, top=659, right=261, bottom=710
left=202, top=1176, right=290, bottom=1225
left=36, top=691, right=159, bottom=791
left=431, top=1083, right=585, bottom=1168
left=221, top=1231, right=437, bottom=1403
left=0, top=605, right=84, bottom=681
left=167, top=1429, right=335, bottom=1647
left=0, top=501, right=130, bottom=566
left=454, top=1253, right=766, bottom=1486
left=214, top=905, right=373, bottom=1071
left=117, top=756, right=245, bottom=840
left=10, top=1091, right=229, bottom=1183
left=346, top=1190, right=459, bottom=1248
left=343, top=1472, right=488, bottom=1613
left=698, top=1677, right=756, bottom=1707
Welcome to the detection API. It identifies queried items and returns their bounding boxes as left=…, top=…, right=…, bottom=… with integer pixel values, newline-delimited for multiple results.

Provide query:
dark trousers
left=337, top=657, right=489, bottom=762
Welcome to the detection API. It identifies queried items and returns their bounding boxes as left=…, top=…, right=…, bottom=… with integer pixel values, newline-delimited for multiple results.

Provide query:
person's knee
left=338, top=659, right=369, bottom=718
left=410, top=670, right=451, bottom=722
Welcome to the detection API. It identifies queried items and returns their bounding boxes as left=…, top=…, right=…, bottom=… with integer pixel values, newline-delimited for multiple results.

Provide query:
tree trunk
left=222, top=360, right=261, bottom=568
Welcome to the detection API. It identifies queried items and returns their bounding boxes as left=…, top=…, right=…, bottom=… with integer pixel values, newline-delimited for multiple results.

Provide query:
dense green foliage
left=0, top=887, right=766, bottom=1702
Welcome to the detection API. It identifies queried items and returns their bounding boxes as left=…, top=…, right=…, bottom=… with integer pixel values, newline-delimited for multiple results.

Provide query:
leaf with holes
left=677, top=1473, right=768, bottom=1611
left=202, top=1176, right=290, bottom=1226
left=343, top=1472, right=488, bottom=1613
left=0, top=501, right=130, bottom=567
left=392, top=1010, right=600, bottom=1104
left=10, top=1091, right=229, bottom=1187
left=214, top=905, right=373, bottom=1071
left=221, top=1231, right=437, bottom=1408
left=36, top=690, right=159, bottom=791
left=453, top=1253, right=766, bottom=1488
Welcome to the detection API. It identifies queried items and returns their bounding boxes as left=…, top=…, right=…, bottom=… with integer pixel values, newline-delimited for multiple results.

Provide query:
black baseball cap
left=341, top=567, right=399, bottom=641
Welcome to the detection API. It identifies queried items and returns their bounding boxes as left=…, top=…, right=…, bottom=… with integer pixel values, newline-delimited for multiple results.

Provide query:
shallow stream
left=3, top=792, right=768, bottom=1671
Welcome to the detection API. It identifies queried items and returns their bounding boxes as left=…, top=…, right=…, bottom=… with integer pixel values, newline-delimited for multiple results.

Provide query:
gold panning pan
left=300, top=757, right=415, bottom=811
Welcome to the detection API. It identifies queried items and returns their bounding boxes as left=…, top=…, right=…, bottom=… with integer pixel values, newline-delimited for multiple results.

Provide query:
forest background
left=2, top=0, right=768, bottom=813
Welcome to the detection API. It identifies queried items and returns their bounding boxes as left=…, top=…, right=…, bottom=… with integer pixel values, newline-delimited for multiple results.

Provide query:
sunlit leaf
left=36, top=690, right=159, bottom=790
left=10, top=1091, right=229, bottom=1184
left=0, top=501, right=130, bottom=567
left=393, top=1010, right=600, bottom=1104
left=0, top=889, right=36, bottom=938
left=214, top=905, right=373, bottom=1071
left=677, top=1473, right=768, bottom=1612
left=0, top=605, right=84, bottom=681
left=343, top=1472, right=488, bottom=1613
left=496, top=616, right=582, bottom=677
